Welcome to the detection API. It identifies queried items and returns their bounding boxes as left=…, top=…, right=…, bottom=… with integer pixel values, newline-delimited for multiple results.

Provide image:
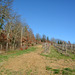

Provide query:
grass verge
left=0, top=47, right=36, bottom=62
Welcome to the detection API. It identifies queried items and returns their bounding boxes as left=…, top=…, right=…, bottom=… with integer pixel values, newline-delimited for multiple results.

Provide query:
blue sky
left=13, top=0, right=75, bottom=43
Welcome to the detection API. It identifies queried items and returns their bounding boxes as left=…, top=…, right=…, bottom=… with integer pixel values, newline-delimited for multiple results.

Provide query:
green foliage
left=41, top=35, right=46, bottom=42
left=58, top=41, right=63, bottom=44
left=58, top=41, right=60, bottom=44
left=60, top=41, right=63, bottom=44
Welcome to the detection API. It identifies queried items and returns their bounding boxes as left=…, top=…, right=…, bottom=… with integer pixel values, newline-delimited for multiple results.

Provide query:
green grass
left=62, top=68, right=75, bottom=75
left=0, top=47, right=36, bottom=62
left=0, top=67, right=24, bottom=75
left=46, top=66, right=60, bottom=74
left=0, top=67, right=38, bottom=75
left=62, top=70, right=71, bottom=75
left=64, top=68, right=72, bottom=72
left=52, top=69, right=60, bottom=74
left=69, top=52, right=75, bottom=60
left=0, top=67, right=33, bottom=75
left=46, top=66, right=75, bottom=75
left=41, top=46, right=75, bottom=59
left=46, top=66, right=52, bottom=70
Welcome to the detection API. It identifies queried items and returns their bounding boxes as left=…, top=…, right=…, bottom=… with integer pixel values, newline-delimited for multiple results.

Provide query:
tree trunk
left=6, top=33, right=9, bottom=52
left=21, top=27, right=23, bottom=47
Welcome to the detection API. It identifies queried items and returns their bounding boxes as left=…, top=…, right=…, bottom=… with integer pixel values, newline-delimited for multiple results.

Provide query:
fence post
left=66, top=44, right=67, bottom=54
left=62, top=44, right=64, bottom=50
left=49, top=43, right=51, bottom=53
left=71, top=44, right=73, bottom=52
left=73, top=44, right=75, bottom=53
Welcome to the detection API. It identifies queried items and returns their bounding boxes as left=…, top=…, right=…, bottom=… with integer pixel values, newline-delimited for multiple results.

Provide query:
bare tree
left=36, top=33, right=41, bottom=44
left=0, top=0, right=13, bottom=29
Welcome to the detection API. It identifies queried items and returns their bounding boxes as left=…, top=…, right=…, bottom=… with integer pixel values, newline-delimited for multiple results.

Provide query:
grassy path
left=0, top=45, right=75, bottom=75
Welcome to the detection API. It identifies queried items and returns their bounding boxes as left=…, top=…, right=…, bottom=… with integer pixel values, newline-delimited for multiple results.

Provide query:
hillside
left=0, top=45, right=75, bottom=75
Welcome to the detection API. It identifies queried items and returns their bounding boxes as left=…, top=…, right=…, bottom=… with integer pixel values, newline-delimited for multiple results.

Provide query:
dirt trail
left=1, top=45, right=75, bottom=75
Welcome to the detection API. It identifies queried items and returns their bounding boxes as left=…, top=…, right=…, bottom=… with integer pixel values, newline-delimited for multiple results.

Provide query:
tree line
left=0, top=0, right=71, bottom=52
left=0, top=0, right=51, bottom=52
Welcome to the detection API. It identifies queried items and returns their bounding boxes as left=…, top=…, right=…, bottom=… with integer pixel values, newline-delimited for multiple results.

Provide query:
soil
left=1, top=45, right=75, bottom=75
